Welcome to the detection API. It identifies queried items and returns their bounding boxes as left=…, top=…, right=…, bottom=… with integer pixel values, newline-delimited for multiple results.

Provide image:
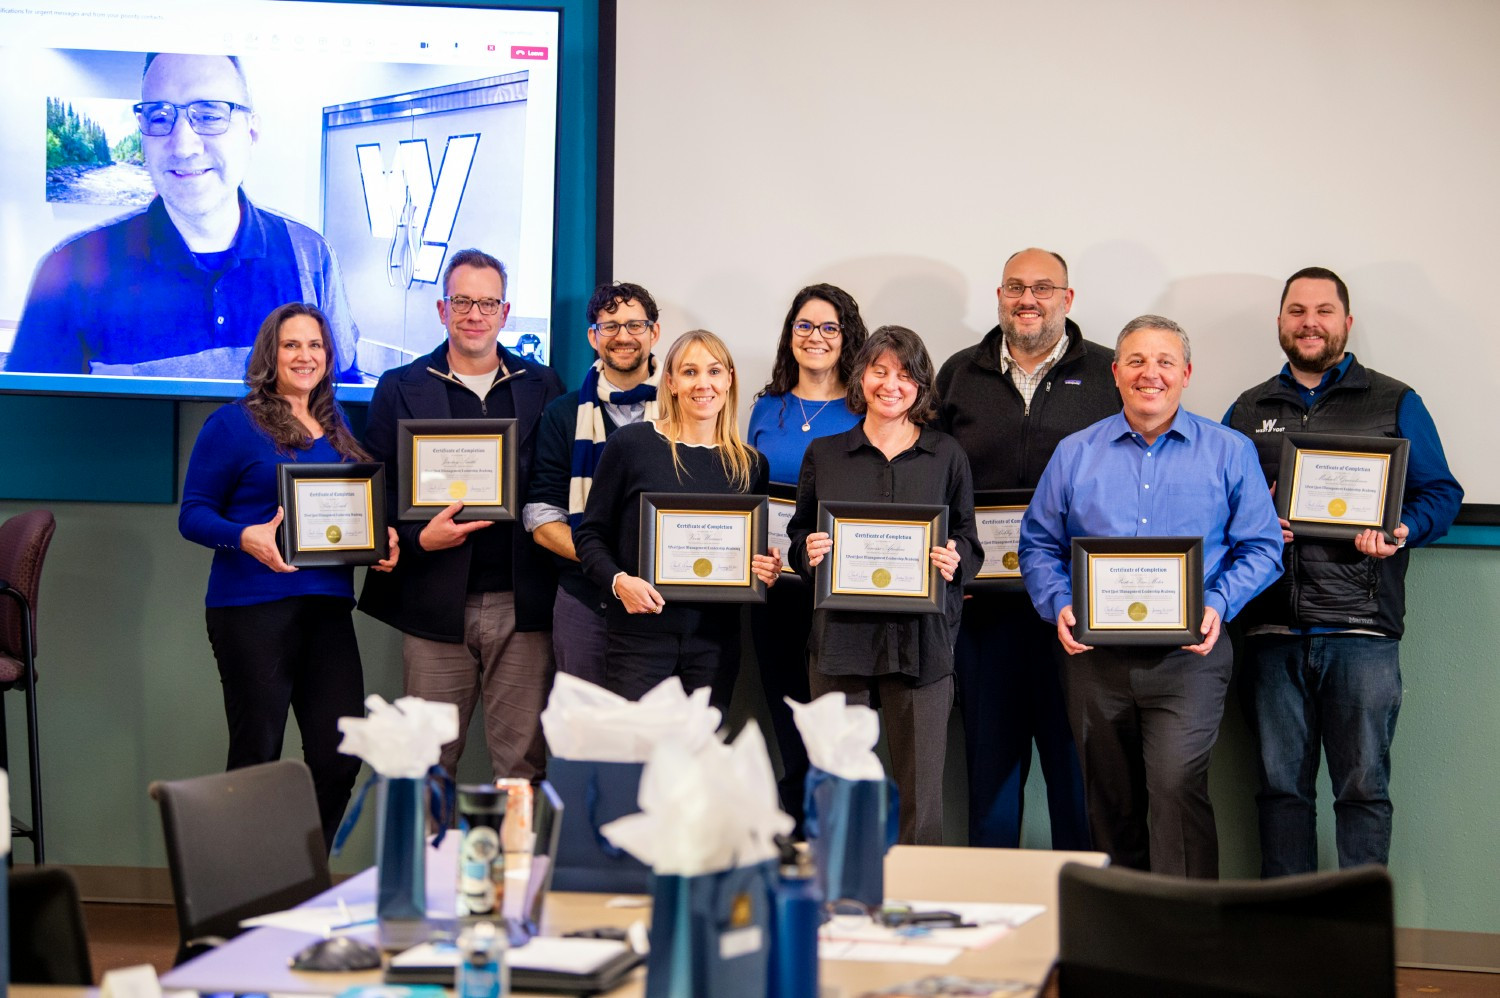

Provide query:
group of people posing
left=179, top=246, right=1462, bottom=882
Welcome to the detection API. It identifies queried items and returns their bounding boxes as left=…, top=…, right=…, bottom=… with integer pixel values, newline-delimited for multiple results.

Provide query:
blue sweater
left=179, top=401, right=356, bottom=608
left=747, top=392, right=861, bottom=485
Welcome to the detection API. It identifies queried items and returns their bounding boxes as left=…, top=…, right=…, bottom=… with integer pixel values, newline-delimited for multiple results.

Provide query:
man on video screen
left=7, top=53, right=360, bottom=381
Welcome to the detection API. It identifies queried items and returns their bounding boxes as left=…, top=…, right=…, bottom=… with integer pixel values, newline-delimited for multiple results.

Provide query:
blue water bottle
left=770, top=835, right=821, bottom=998
left=457, top=920, right=508, bottom=998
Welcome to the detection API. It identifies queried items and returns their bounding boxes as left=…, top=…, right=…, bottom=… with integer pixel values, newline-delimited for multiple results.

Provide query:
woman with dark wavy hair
left=787, top=325, right=980, bottom=844
left=747, top=283, right=867, bottom=828
left=179, top=302, right=398, bottom=850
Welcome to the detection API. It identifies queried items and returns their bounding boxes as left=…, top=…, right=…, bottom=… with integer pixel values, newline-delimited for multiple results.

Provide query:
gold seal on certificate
left=277, top=463, right=389, bottom=567
left=1070, top=536, right=1205, bottom=646
left=832, top=521, right=929, bottom=596
left=654, top=511, right=750, bottom=585
left=640, top=492, right=770, bottom=603
left=814, top=501, right=949, bottom=614
left=1276, top=433, right=1409, bottom=542
left=969, top=489, right=1032, bottom=592
left=396, top=419, right=519, bottom=522
left=415, top=436, right=500, bottom=505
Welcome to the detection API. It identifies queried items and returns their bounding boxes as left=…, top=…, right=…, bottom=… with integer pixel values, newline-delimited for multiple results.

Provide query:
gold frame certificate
left=396, top=418, right=519, bottom=522
left=1276, top=432, right=1409, bottom=542
left=276, top=463, right=388, bottom=567
left=1071, top=536, right=1204, bottom=646
left=639, top=492, right=769, bottom=603
left=969, top=488, right=1032, bottom=593
left=814, top=501, right=948, bottom=614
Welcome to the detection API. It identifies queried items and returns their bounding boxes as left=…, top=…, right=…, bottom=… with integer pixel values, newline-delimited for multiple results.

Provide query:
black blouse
left=787, top=423, right=981, bottom=684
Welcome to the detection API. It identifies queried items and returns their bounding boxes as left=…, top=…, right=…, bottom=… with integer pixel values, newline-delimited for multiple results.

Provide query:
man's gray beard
left=1001, top=316, right=1065, bottom=358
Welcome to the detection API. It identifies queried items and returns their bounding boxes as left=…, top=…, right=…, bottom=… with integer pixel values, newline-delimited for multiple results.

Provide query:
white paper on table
left=238, top=901, right=444, bottom=935
left=391, top=937, right=630, bottom=975
left=508, top=936, right=633, bottom=973
left=818, top=940, right=961, bottom=965
left=817, top=899, right=1045, bottom=951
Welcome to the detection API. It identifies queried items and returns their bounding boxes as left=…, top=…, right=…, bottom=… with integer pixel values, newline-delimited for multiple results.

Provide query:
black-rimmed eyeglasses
left=133, top=100, right=253, bottom=137
left=445, top=295, right=505, bottom=315
left=590, top=319, right=654, bottom=337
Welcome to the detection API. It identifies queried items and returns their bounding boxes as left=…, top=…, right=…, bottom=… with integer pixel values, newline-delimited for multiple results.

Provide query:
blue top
left=1019, top=408, right=1284, bottom=624
left=747, top=392, right=862, bottom=485
left=1220, top=355, right=1463, bottom=548
left=9, top=191, right=359, bottom=380
left=179, top=401, right=356, bottom=608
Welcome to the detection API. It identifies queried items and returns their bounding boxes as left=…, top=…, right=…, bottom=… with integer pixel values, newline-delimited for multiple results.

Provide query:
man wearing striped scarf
left=522, top=282, right=662, bottom=685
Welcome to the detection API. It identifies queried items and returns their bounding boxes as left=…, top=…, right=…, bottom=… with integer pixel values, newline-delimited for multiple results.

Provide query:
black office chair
left=149, top=759, right=333, bottom=965
left=0, top=508, right=57, bottom=864
left=1057, top=862, right=1395, bottom=997
left=8, top=866, right=93, bottom=984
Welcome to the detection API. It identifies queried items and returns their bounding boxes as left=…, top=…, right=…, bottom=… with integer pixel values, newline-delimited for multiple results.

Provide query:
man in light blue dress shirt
left=1019, top=315, right=1283, bottom=877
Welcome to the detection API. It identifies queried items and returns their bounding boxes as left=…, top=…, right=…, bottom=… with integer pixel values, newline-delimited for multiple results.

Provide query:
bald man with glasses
left=936, top=248, right=1121, bottom=852
left=9, top=52, right=359, bottom=380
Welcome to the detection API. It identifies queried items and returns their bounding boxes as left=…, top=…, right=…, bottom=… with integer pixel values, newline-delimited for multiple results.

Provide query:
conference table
left=153, top=841, right=1106, bottom=997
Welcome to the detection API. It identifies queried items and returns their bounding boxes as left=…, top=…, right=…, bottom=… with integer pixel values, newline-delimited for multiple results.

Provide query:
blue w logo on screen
left=354, top=134, right=480, bottom=286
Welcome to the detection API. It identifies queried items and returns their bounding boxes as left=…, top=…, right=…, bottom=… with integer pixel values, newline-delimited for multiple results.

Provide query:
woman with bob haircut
left=179, top=302, right=398, bottom=849
left=747, top=283, right=868, bottom=826
left=576, top=329, right=781, bottom=708
left=788, top=324, right=980, bottom=844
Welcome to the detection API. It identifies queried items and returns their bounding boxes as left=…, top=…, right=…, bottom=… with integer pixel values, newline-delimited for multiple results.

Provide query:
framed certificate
left=813, top=501, right=947, bottom=614
left=276, top=463, right=388, bottom=567
left=1071, top=536, right=1204, bottom=646
left=968, top=488, right=1032, bottom=593
left=396, top=419, right=518, bottom=522
left=1276, top=433, right=1409, bottom=543
left=767, top=482, right=798, bottom=575
left=639, top=492, right=770, bottom=603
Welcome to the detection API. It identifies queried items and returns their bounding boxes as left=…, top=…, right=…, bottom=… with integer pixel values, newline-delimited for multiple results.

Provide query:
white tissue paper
left=540, top=673, right=722, bottom=763
left=600, top=723, right=794, bottom=877
left=787, top=692, right=886, bottom=782
left=337, top=694, right=459, bottom=778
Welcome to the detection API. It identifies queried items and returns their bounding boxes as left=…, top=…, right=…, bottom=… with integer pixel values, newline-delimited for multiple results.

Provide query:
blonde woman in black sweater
left=575, top=330, right=781, bottom=707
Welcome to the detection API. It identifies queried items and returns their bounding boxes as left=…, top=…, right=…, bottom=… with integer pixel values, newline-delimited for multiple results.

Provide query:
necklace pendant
left=801, top=422, right=812, bottom=432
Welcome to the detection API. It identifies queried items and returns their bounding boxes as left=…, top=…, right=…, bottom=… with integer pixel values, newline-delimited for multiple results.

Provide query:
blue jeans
left=1242, top=633, right=1402, bottom=876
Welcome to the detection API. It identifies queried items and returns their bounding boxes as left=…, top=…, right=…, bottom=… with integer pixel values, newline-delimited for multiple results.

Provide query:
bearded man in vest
left=1224, top=266, right=1462, bottom=877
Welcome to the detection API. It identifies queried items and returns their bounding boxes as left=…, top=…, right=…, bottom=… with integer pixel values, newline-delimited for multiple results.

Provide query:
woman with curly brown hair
left=179, top=302, right=397, bottom=849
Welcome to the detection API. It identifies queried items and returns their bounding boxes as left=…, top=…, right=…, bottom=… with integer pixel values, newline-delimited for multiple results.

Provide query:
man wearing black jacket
left=360, top=248, right=564, bottom=781
left=936, top=248, right=1120, bottom=849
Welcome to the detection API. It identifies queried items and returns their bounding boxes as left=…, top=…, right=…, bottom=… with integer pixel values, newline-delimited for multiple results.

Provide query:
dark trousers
left=1060, top=641, right=1233, bottom=878
left=749, top=574, right=814, bottom=825
left=552, top=587, right=609, bottom=688
left=205, top=595, right=365, bottom=850
left=605, top=624, right=740, bottom=713
left=954, top=595, right=1090, bottom=849
left=809, top=668, right=954, bottom=846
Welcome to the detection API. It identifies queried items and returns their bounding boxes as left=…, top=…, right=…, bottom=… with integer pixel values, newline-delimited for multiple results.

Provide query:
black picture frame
left=638, top=492, right=770, bottom=603
left=276, top=462, right=389, bottom=567
left=396, top=418, right=518, bottom=522
left=1275, top=433, right=1409, bottom=543
left=1071, top=536, right=1204, bottom=646
left=968, top=488, right=1033, bottom=594
left=813, top=500, right=947, bottom=614
left=767, top=481, right=798, bottom=575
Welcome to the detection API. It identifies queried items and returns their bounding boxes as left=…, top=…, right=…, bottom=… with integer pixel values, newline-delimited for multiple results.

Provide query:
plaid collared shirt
left=999, top=332, right=1071, bottom=414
